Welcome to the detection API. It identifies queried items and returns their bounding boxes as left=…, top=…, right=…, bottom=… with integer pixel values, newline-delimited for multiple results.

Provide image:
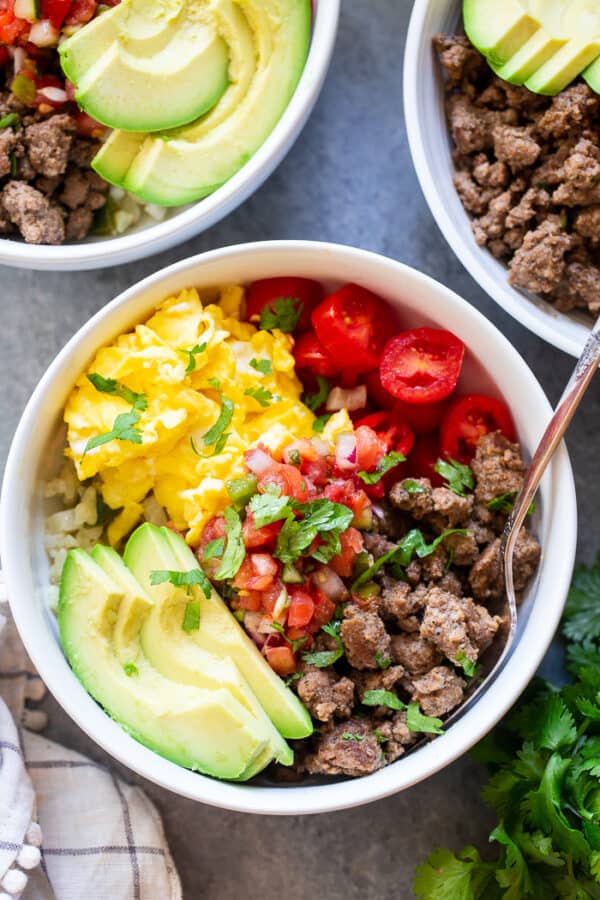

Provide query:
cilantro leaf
left=403, top=479, right=428, bottom=495
left=535, top=693, right=577, bottom=751
left=352, top=528, right=467, bottom=589
left=434, top=457, right=474, bottom=497
left=303, top=376, right=330, bottom=412
left=312, top=414, right=332, bottom=434
left=362, top=690, right=404, bottom=710
left=214, top=506, right=245, bottom=580
left=87, top=373, right=148, bottom=412
left=270, top=622, right=307, bottom=654
left=358, top=451, right=406, bottom=485
left=274, top=499, right=354, bottom=565
left=203, top=538, right=225, bottom=562
left=302, top=622, right=344, bottom=668
left=0, top=112, right=19, bottom=129
left=341, top=732, right=364, bottom=742
left=406, top=703, right=444, bottom=735
left=209, top=432, right=230, bottom=455
left=123, top=662, right=138, bottom=677
left=244, top=386, right=278, bottom=408
left=563, top=553, right=600, bottom=642
left=259, top=297, right=304, bottom=333
left=487, top=491, right=535, bottom=516
left=249, top=358, right=272, bottom=375
left=455, top=651, right=479, bottom=679
left=84, top=409, right=144, bottom=455
left=375, top=651, right=392, bottom=670
left=203, top=392, right=234, bottom=447
left=181, top=600, right=201, bottom=632
left=414, top=846, right=495, bottom=900
left=180, top=342, right=207, bottom=375
left=149, top=568, right=211, bottom=599
left=248, top=491, right=292, bottom=528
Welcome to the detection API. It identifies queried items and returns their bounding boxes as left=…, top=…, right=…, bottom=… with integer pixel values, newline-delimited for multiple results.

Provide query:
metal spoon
left=447, top=314, right=600, bottom=724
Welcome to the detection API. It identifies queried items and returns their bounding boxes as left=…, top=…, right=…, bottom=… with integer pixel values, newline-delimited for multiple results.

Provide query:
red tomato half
left=393, top=398, right=447, bottom=435
left=407, top=433, right=444, bottom=486
left=355, top=411, right=415, bottom=458
left=440, top=394, right=516, bottom=464
left=246, top=277, right=324, bottom=333
left=293, top=330, right=340, bottom=378
left=380, top=328, right=465, bottom=405
left=311, top=284, right=396, bottom=374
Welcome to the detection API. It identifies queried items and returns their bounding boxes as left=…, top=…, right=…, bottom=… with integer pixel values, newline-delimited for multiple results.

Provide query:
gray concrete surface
left=1, top=1, right=599, bottom=897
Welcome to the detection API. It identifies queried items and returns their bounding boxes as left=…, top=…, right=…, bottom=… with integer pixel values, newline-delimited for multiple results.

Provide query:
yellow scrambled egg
left=64, top=286, right=318, bottom=547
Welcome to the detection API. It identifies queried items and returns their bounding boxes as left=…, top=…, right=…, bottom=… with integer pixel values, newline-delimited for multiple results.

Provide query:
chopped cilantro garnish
left=248, top=489, right=291, bottom=528
left=274, top=499, right=354, bottom=565
left=455, top=650, right=479, bottom=678
left=270, top=622, right=307, bottom=653
left=84, top=410, right=144, bottom=455
left=374, top=730, right=387, bottom=744
left=487, top=490, right=535, bottom=516
left=249, top=358, right=272, bottom=375
left=203, top=391, right=234, bottom=447
left=0, top=113, right=19, bottom=129
left=288, top=449, right=301, bottom=467
left=180, top=342, right=207, bottom=375
left=341, top=732, right=364, bottom=742
left=304, top=376, right=330, bottom=412
left=312, top=414, right=332, bottom=434
left=244, top=386, right=278, bottom=407
left=403, top=479, right=428, bottom=495
left=362, top=689, right=404, bottom=710
left=375, top=651, right=392, bottom=670
left=259, top=297, right=303, bottom=333
left=302, top=622, right=344, bottom=668
left=181, top=600, right=201, bottom=632
left=123, top=662, right=138, bottom=677
left=434, top=457, right=474, bottom=497
left=358, top=451, right=406, bottom=485
left=203, top=538, right=225, bottom=562
left=406, top=702, right=444, bottom=735
left=214, top=506, right=245, bottom=580
left=149, top=568, right=211, bottom=599
left=285, top=672, right=303, bottom=686
left=352, top=527, right=467, bottom=589
left=207, top=377, right=221, bottom=390
left=209, top=432, right=230, bottom=455
left=87, top=373, right=148, bottom=412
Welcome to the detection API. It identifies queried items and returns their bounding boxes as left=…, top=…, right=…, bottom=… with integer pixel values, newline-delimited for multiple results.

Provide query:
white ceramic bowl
left=0, top=241, right=577, bottom=815
left=404, top=0, right=591, bottom=358
left=0, top=1, right=339, bottom=272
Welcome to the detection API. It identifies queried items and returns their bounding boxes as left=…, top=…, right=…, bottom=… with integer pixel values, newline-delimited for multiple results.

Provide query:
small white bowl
left=0, top=241, right=576, bottom=815
left=404, top=0, right=591, bottom=358
left=0, top=1, right=340, bottom=272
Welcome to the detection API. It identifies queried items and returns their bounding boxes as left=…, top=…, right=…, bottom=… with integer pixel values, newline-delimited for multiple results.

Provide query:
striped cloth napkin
left=0, top=594, right=182, bottom=900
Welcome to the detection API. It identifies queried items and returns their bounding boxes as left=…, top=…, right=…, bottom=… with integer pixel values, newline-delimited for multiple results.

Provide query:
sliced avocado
left=92, top=0, right=311, bottom=206
left=492, top=29, right=567, bottom=84
left=123, top=523, right=313, bottom=740
left=525, top=35, right=600, bottom=94
left=60, top=0, right=230, bottom=133
left=91, top=544, right=292, bottom=767
left=463, top=0, right=540, bottom=67
left=59, top=548, right=275, bottom=779
left=584, top=53, right=600, bottom=92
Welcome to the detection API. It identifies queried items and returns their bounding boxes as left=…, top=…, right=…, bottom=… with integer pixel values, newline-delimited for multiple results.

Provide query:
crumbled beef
left=389, top=478, right=433, bottom=518
left=436, top=35, right=600, bottom=317
left=363, top=531, right=396, bottom=559
left=0, top=90, right=107, bottom=244
left=305, top=720, right=384, bottom=778
left=350, top=665, right=405, bottom=702
left=428, top=487, right=474, bottom=529
left=1, top=181, right=64, bottom=244
left=296, top=667, right=355, bottom=723
left=420, top=587, right=500, bottom=663
left=469, top=529, right=541, bottom=601
left=377, top=712, right=416, bottom=763
left=378, top=579, right=415, bottom=625
left=471, top=432, right=526, bottom=505
left=391, top=633, right=443, bottom=675
left=411, top=667, right=466, bottom=718
left=340, top=604, right=391, bottom=670
left=443, top=531, right=479, bottom=566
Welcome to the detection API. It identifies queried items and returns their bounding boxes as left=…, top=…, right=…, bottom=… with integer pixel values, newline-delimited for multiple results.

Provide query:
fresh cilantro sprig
left=149, top=568, right=211, bottom=599
left=414, top=553, right=600, bottom=899
left=244, top=386, right=278, bottom=408
left=83, top=375, right=148, bottom=455
left=180, top=342, right=207, bottom=375
left=87, top=373, right=148, bottom=412
left=260, top=297, right=303, bottom=333
left=362, top=692, right=444, bottom=734
left=304, top=376, right=330, bottom=412
left=275, top=499, right=354, bottom=565
left=214, top=507, right=245, bottom=580
left=358, top=451, right=406, bottom=485
left=203, top=389, right=234, bottom=450
left=455, top=650, right=479, bottom=679
left=434, top=457, right=474, bottom=497
left=302, top=622, right=344, bottom=668
left=249, top=358, right=272, bottom=375
left=403, top=480, right=428, bottom=495
left=363, top=689, right=404, bottom=711
left=203, top=538, right=225, bottom=562
left=352, top=527, right=467, bottom=590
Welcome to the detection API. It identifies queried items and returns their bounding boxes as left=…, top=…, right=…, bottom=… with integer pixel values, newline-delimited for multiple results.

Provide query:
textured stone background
left=1, top=1, right=599, bottom=897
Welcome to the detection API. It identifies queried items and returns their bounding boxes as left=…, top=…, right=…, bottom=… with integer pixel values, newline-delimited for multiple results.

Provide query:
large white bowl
left=0, top=241, right=577, bottom=815
left=404, top=0, right=591, bottom=358
left=0, top=1, right=339, bottom=272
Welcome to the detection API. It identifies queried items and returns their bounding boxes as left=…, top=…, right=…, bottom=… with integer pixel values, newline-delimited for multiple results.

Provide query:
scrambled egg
left=64, top=286, right=317, bottom=546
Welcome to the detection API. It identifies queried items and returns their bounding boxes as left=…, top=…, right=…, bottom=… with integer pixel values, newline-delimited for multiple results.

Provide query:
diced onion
left=335, top=433, right=357, bottom=471
left=243, top=612, right=266, bottom=648
left=12, top=47, right=26, bottom=74
left=29, top=20, right=60, bottom=47
left=313, top=566, right=348, bottom=601
left=14, top=0, right=38, bottom=22
left=37, top=86, right=68, bottom=103
left=245, top=447, right=273, bottom=476
left=310, top=437, right=329, bottom=457
left=326, top=385, right=367, bottom=412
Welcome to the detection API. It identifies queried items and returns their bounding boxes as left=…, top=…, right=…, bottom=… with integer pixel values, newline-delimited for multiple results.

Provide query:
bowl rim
left=0, top=0, right=341, bottom=272
left=403, top=0, right=589, bottom=359
left=0, top=240, right=577, bottom=815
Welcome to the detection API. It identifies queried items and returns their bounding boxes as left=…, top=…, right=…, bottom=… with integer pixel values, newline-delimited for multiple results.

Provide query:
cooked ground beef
left=287, top=431, right=540, bottom=779
left=0, top=81, right=107, bottom=245
left=435, top=33, right=600, bottom=317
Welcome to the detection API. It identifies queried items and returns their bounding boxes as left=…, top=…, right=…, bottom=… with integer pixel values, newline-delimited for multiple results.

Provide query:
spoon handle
left=504, top=315, right=600, bottom=568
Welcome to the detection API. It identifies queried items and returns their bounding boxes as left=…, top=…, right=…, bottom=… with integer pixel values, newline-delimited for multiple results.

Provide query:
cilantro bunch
left=414, top=554, right=600, bottom=899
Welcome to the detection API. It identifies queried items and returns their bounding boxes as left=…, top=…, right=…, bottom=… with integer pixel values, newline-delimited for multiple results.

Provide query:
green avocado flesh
left=58, top=525, right=310, bottom=780
left=92, top=0, right=311, bottom=205
left=60, top=0, right=230, bottom=133
left=464, top=0, right=600, bottom=95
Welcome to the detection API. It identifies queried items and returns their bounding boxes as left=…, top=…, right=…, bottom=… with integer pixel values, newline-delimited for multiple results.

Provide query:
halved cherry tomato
left=246, top=277, right=324, bottom=333
left=41, top=0, right=72, bottom=27
left=440, top=394, right=516, bottom=464
left=393, top=398, right=447, bottom=435
left=287, top=588, right=315, bottom=627
left=264, top=644, right=297, bottom=676
left=311, top=284, right=396, bottom=374
left=329, top=527, right=364, bottom=578
left=258, top=462, right=310, bottom=503
left=355, top=411, right=415, bottom=457
left=293, top=330, right=340, bottom=378
left=380, top=328, right=465, bottom=405
left=354, top=425, right=386, bottom=472
left=407, top=433, right=444, bottom=486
